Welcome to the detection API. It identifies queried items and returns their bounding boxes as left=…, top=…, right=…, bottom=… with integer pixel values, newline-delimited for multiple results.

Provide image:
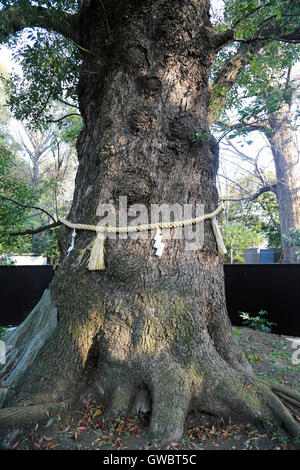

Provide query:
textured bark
left=267, top=104, right=300, bottom=263
left=1, top=0, right=299, bottom=443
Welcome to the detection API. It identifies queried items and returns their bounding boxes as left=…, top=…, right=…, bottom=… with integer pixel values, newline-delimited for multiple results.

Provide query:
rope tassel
left=88, top=232, right=106, bottom=271
left=211, top=217, right=227, bottom=257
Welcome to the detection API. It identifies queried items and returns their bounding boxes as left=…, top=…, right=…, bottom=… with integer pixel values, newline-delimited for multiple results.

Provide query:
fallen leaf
left=170, top=442, right=180, bottom=449
left=114, top=438, right=121, bottom=447
left=45, top=441, right=54, bottom=447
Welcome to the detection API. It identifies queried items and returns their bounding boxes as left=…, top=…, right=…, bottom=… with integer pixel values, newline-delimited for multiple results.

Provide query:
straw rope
left=59, top=204, right=224, bottom=233
left=60, top=204, right=227, bottom=270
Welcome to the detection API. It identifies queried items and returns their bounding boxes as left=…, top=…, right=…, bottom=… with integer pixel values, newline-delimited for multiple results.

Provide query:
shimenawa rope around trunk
left=60, top=204, right=227, bottom=270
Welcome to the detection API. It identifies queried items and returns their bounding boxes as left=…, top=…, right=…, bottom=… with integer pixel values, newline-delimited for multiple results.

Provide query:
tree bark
left=267, top=104, right=300, bottom=263
left=1, top=0, right=299, bottom=443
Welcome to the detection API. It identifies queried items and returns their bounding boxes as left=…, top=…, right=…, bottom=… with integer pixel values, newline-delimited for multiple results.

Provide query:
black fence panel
left=224, top=264, right=300, bottom=337
left=0, top=265, right=54, bottom=326
left=0, top=264, right=299, bottom=336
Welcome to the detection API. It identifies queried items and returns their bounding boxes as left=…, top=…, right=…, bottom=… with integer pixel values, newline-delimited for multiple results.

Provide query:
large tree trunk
left=1, top=0, right=300, bottom=444
left=267, top=105, right=300, bottom=263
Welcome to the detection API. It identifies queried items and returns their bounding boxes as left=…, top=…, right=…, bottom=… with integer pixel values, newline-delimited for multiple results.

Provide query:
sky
left=0, top=45, right=18, bottom=74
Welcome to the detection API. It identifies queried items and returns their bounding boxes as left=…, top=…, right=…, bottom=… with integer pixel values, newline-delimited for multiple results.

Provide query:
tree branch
left=278, top=26, right=300, bottom=43
left=209, top=40, right=267, bottom=124
left=218, top=174, right=253, bottom=197
left=234, top=31, right=300, bottom=45
left=216, top=119, right=270, bottom=134
left=208, top=29, right=234, bottom=51
left=57, top=97, right=80, bottom=109
left=231, top=4, right=270, bottom=29
left=47, top=113, right=81, bottom=123
left=0, top=4, right=80, bottom=44
left=209, top=5, right=300, bottom=124
left=220, top=182, right=277, bottom=203
left=8, top=221, right=61, bottom=236
left=0, top=194, right=56, bottom=222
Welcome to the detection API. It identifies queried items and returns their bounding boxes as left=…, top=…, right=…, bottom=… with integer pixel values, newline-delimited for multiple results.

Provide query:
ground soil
left=1, top=327, right=300, bottom=451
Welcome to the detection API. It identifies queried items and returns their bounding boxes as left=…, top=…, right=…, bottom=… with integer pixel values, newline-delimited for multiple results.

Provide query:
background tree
left=0, top=26, right=81, bottom=262
left=1, top=0, right=300, bottom=445
left=0, top=143, right=36, bottom=254
left=222, top=221, right=264, bottom=263
left=0, top=61, right=9, bottom=133
left=214, top=20, right=300, bottom=262
left=0, top=121, right=79, bottom=261
left=16, top=125, right=54, bottom=189
left=217, top=141, right=282, bottom=253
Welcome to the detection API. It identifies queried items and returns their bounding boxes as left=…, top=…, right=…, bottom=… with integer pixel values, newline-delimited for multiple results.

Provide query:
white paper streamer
left=153, top=229, right=165, bottom=256
left=66, top=229, right=77, bottom=257
left=155, top=242, right=165, bottom=257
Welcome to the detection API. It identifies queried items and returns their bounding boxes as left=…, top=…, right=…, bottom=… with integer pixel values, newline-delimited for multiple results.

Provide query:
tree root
left=258, top=382, right=300, bottom=439
left=264, top=380, right=300, bottom=403
left=275, top=391, right=300, bottom=412
left=0, top=402, right=66, bottom=429
left=0, top=379, right=300, bottom=446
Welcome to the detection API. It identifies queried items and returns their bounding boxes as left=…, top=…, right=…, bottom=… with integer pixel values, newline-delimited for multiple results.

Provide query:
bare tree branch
left=8, top=221, right=61, bottom=236
left=47, top=113, right=81, bottom=123
left=220, top=183, right=277, bottom=202
left=222, top=139, right=256, bottom=164
left=218, top=173, right=253, bottom=197
left=57, top=97, right=80, bottom=109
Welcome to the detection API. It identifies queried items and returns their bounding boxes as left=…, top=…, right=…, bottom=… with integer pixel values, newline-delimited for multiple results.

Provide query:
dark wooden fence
left=224, top=264, right=300, bottom=337
left=0, top=264, right=299, bottom=336
left=0, top=265, right=54, bottom=326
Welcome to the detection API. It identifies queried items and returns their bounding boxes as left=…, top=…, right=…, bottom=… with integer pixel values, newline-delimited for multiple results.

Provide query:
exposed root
left=0, top=402, right=65, bottom=429
left=259, top=382, right=300, bottom=439
left=106, top=382, right=137, bottom=418
left=1, top=288, right=299, bottom=445
left=149, top=368, right=191, bottom=444
left=259, top=379, right=300, bottom=423
left=275, top=391, right=300, bottom=412
left=265, top=380, right=300, bottom=403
